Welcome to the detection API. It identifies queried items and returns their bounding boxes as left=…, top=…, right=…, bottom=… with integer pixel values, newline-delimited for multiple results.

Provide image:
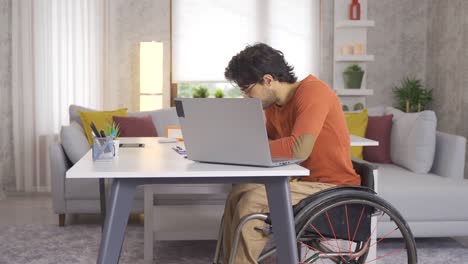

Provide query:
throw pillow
left=79, top=108, right=128, bottom=145
left=344, top=109, right=369, bottom=159
left=128, top=108, right=180, bottom=136
left=363, top=115, right=393, bottom=163
left=112, top=115, right=158, bottom=137
left=385, top=107, right=437, bottom=173
left=60, top=122, right=90, bottom=164
left=69, top=105, right=96, bottom=127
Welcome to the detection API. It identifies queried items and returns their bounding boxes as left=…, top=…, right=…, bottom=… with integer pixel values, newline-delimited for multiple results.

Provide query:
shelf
left=335, top=88, right=374, bottom=96
left=336, top=20, right=375, bottom=28
left=335, top=55, right=375, bottom=62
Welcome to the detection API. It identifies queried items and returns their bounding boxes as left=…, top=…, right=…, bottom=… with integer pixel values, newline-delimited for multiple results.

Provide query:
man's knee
left=236, top=189, right=268, bottom=216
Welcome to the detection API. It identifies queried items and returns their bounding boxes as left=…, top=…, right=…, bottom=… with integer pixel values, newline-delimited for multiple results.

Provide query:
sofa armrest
left=430, top=131, right=466, bottom=180
left=49, top=143, right=72, bottom=213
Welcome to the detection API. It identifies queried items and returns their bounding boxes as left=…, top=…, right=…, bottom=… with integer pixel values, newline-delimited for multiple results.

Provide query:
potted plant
left=192, top=86, right=210, bottom=98
left=104, top=121, right=121, bottom=156
left=214, top=88, right=224, bottom=98
left=343, top=64, right=364, bottom=89
left=393, top=77, right=432, bottom=112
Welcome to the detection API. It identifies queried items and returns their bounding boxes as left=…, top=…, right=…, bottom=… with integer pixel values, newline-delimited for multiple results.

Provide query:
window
left=177, top=82, right=241, bottom=98
left=172, top=0, right=320, bottom=96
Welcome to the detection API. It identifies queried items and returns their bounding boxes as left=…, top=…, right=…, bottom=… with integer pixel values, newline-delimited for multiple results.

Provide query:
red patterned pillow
left=363, top=114, right=393, bottom=163
left=112, top=115, right=158, bottom=137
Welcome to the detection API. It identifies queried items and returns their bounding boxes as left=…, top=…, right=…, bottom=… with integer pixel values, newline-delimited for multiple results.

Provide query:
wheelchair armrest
left=352, top=158, right=378, bottom=191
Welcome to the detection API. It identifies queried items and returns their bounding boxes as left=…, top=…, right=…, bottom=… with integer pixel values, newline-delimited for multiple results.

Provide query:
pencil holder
left=92, top=136, right=116, bottom=161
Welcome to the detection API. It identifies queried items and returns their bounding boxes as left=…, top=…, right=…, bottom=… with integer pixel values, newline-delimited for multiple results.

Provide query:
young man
left=222, top=43, right=360, bottom=263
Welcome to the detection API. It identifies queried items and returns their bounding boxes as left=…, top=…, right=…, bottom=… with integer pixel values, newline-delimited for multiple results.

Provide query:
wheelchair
left=213, top=160, right=418, bottom=264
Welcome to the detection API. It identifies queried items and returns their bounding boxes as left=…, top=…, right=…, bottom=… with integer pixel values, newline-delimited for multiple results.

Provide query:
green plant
left=104, top=121, right=120, bottom=139
left=192, top=86, right=209, bottom=98
left=343, top=64, right=364, bottom=89
left=214, top=88, right=224, bottom=98
left=344, top=64, right=363, bottom=73
left=393, top=77, right=432, bottom=112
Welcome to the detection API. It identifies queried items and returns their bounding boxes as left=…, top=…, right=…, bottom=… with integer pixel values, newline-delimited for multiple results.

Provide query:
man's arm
left=268, top=88, right=332, bottom=159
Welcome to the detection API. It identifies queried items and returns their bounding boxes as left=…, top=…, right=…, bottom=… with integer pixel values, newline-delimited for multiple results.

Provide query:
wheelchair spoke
left=325, top=211, right=341, bottom=256
left=369, top=227, right=399, bottom=248
left=351, top=207, right=366, bottom=242
left=345, top=204, right=352, bottom=254
left=308, top=223, right=349, bottom=262
left=364, top=211, right=386, bottom=249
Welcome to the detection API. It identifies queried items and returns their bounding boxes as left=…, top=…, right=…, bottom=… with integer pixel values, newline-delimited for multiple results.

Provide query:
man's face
left=240, top=81, right=277, bottom=109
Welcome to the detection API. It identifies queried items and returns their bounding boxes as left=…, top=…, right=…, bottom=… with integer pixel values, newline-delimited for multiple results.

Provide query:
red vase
left=349, top=0, right=361, bottom=20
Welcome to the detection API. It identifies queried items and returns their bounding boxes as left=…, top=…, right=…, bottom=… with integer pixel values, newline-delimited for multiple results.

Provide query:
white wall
left=105, top=0, right=171, bottom=112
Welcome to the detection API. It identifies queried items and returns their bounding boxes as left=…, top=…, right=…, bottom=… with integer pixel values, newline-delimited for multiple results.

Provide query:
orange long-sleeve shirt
left=266, top=75, right=360, bottom=186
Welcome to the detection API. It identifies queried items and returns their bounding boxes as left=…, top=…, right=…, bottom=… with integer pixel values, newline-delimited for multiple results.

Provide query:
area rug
left=0, top=224, right=466, bottom=263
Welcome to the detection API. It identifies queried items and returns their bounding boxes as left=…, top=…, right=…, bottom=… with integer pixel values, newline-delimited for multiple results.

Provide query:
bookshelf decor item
left=349, top=0, right=361, bottom=20
left=343, top=64, right=364, bottom=89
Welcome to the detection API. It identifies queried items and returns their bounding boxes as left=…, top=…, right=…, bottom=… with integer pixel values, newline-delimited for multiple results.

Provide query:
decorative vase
left=349, top=0, right=361, bottom=20
left=354, top=103, right=365, bottom=111
left=343, top=71, right=364, bottom=89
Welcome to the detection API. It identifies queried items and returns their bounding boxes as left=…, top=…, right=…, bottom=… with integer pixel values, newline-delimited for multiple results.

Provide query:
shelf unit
left=335, top=55, right=375, bottom=62
left=335, top=20, right=375, bottom=28
left=333, top=0, right=375, bottom=111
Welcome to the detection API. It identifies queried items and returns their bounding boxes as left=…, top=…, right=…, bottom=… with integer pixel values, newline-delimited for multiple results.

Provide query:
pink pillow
left=363, top=114, right=393, bottom=163
left=112, top=115, right=158, bottom=137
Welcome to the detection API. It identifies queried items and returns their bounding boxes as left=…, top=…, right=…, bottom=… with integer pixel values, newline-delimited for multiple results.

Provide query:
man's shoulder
left=296, top=76, right=335, bottom=100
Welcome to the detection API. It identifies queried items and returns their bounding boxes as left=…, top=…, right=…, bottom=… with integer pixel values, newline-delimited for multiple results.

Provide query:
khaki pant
left=222, top=181, right=334, bottom=264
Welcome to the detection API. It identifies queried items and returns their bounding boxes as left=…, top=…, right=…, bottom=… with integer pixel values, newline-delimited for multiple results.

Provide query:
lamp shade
left=140, top=42, right=163, bottom=111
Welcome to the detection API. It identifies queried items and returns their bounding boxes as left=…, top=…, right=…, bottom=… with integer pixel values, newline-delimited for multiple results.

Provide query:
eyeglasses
left=239, top=83, right=257, bottom=94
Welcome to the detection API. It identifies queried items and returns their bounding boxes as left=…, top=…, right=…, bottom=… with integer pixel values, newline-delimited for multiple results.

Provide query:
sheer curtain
left=12, top=0, right=106, bottom=192
left=172, top=0, right=320, bottom=82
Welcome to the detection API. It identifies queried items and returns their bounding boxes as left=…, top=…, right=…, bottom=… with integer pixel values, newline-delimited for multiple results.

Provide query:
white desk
left=350, top=135, right=379, bottom=147
left=67, top=137, right=310, bottom=264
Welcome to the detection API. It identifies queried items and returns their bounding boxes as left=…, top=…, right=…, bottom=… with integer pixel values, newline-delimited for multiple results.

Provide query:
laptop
left=174, top=98, right=304, bottom=167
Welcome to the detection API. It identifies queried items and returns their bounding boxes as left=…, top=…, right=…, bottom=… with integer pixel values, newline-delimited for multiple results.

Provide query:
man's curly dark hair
left=224, top=43, right=297, bottom=88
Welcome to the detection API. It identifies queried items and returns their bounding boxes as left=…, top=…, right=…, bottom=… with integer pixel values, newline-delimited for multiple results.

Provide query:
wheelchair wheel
left=258, top=190, right=417, bottom=264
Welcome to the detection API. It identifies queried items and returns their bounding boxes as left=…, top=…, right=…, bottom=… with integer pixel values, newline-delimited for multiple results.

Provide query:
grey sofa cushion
left=385, top=107, right=437, bottom=173
left=69, top=105, right=96, bottom=127
left=60, top=122, right=90, bottom=164
left=377, top=163, right=468, bottom=222
left=129, top=108, right=179, bottom=136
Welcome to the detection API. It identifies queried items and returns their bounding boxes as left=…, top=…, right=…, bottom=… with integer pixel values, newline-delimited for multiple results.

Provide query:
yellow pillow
left=79, top=108, right=128, bottom=145
left=344, top=109, right=368, bottom=159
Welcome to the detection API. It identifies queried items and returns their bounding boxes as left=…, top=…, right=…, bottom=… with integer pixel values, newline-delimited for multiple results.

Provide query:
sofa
left=51, top=104, right=468, bottom=239
left=366, top=106, right=468, bottom=238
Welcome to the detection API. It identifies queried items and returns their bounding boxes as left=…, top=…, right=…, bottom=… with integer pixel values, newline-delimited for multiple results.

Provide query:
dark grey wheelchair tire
left=259, top=190, right=418, bottom=264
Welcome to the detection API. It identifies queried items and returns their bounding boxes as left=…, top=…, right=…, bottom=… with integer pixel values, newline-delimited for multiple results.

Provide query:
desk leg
left=99, top=178, right=106, bottom=230
left=97, top=179, right=137, bottom=264
left=265, top=177, right=298, bottom=264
